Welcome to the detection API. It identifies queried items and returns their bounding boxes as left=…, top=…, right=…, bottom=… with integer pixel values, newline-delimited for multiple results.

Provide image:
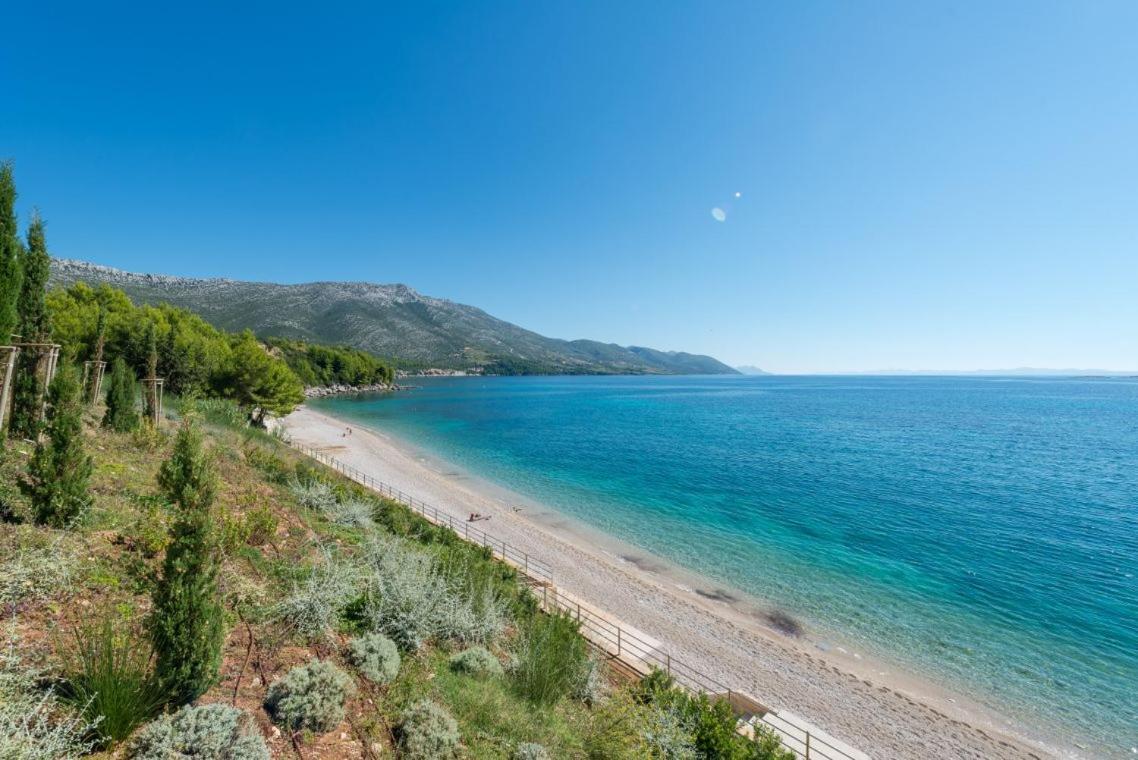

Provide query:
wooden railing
left=288, top=439, right=864, bottom=760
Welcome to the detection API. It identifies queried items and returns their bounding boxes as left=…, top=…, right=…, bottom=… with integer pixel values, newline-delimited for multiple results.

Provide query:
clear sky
left=2, top=2, right=1136, bottom=373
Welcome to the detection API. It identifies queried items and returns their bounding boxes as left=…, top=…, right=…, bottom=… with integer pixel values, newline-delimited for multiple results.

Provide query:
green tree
left=27, top=364, right=92, bottom=527
left=218, top=331, right=304, bottom=424
left=102, top=357, right=139, bottom=432
left=9, top=212, right=52, bottom=438
left=0, top=161, right=22, bottom=345
left=150, top=418, right=225, bottom=706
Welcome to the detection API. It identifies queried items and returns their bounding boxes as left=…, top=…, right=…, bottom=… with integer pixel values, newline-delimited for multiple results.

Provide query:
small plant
left=573, top=653, right=608, bottom=706
left=512, top=742, right=552, bottom=760
left=102, top=357, right=140, bottom=433
left=289, top=478, right=337, bottom=512
left=243, top=504, right=278, bottom=545
left=345, top=632, right=400, bottom=685
left=57, top=614, right=165, bottom=746
left=0, top=631, right=97, bottom=759
left=27, top=364, right=93, bottom=528
left=0, top=534, right=74, bottom=611
left=448, top=646, right=503, bottom=678
left=272, top=551, right=357, bottom=640
left=327, top=499, right=374, bottom=529
left=397, top=699, right=459, bottom=760
left=128, top=703, right=269, bottom=759
left=263, top=660, right=354, bottom=734
left=509, top=612, right=590, bottom=707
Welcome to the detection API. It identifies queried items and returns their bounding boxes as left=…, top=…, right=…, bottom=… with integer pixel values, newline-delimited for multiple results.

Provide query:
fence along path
left=290, top=440, right=867, bottom=760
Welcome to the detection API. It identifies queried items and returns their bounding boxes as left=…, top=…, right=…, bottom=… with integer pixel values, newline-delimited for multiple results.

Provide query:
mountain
left=50, top=259, right=738, bottom=376
left=735, top=365, right=770, bottom=375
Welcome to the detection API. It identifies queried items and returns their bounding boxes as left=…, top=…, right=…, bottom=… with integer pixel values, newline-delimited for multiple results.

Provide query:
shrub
left=573, top=653, right=608, bottom=706
left=263, top=660, right=354, bottom=734
left=513, top=743, right=551, bottom=760
left=27, top=365, right=93, bottom=527
left=0, top=633, right=97, bottom=759
left=150, top=419, right=225, bottom=706
left=361, top=535, right=507, bottom=650
left=58, top=615, right=165, bottom=746
left=243, top=504, right=278, bottom=545
left=397, top=699, right=459, bottom=760
left=448, top=646, right=503, bottom=678
left=632, top=669, right=794, bottom=760
left=128, top=703, right=269, bottom=759
left=509, top=612, right=590, bottom=707
left=0, top=534, right=74, bottom=611
left=272, top=551, right=357, bottom=640
left=289, top=478, right=337, bottom=512
left=345, top=632, right=400, bottom=685
left=102, top=357, right=140, bottom=433
left=327, top=499, right=374, bottom=529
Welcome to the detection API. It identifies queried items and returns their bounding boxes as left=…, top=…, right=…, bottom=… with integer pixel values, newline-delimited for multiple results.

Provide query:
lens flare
left=711, top=207, right=727, bottom=222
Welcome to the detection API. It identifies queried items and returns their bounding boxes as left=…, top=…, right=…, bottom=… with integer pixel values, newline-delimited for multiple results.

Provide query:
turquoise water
left=314, top=375, right=1138, bottom=755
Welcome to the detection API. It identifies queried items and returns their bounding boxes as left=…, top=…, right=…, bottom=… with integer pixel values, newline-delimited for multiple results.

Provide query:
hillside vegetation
left=2, top=161, right=788, bottom=759
left=50, top=259, right=739, bottom=376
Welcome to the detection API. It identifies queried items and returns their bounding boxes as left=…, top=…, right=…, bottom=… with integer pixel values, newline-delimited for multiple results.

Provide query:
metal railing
left=288, top=440, right=862, bottom=760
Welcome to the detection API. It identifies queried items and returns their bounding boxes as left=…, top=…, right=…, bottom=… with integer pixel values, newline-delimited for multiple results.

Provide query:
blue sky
left=2, top=2, right=1135, bottom=373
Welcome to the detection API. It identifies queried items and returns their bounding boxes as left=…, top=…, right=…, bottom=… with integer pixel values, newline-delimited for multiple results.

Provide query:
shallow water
left=314, top=375, right=1138, bottom=755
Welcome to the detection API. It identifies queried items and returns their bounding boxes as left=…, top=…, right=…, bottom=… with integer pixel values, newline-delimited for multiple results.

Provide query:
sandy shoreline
left=283, top=405, right=1061, bottom=760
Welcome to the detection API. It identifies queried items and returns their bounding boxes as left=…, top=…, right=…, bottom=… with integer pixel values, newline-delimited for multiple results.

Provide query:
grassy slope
left=0, top=406, right=620, bottom=759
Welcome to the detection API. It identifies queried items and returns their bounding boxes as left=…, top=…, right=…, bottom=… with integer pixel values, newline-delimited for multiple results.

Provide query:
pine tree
left=9, top=212, right=52, bottom=438
left=0, top=161, right=22, bottom=345
left=28, top=364, right=92, bottom=527
left=150, top=418, right=224, bottom=705
left=102, top=357, right=139, bottom=432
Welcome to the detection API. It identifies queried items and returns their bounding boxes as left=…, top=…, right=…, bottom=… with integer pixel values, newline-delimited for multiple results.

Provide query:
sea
left=312, top=375, right=1138, bottom=756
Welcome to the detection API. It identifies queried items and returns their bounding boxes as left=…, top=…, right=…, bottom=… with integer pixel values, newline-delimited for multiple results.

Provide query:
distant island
left=735, top=365, right=771, bottom=375
left=50, top=259, right=739, bottom=377
left=853, top=368, right=1137, bottom=377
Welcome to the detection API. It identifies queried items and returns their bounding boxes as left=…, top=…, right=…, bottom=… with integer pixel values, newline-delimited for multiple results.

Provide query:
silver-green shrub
left=448, top=646, right=503, bottom=678
left=512, top=743, right=552, bottom=760
left=0, top=534, right=74, bottom=610
left=361, top=535, right=507, bottom=650
left=288, top=479, right=337, bottom=512
left=397, top=699, right=459, bottom=759
left=128, top=703, right=269, bottom=759
left=345, top=632, right=400, bottom=685
left=327, top=499, right=374, bottom=529
left=263, top=660, right=354, bottom=734
left=0, top=634, right=95, bottom=759
left=271, top=549, right=357, bottom=640
left=573, top=653, right=609, bottom=706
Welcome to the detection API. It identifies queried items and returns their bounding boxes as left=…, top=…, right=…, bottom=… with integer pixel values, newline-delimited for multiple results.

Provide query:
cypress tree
left=9, top=212, right=52, bottom=438
left=0, top=161, right=21, bottom=345
left=102, top=357, right=139, bottom=432
left=27, top=364, right=92, bottom=527
left=150, top=418, right=224, bottom=705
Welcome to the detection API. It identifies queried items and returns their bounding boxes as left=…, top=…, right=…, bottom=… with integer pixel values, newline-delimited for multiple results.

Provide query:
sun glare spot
left=711, top=207, right=727, bottom=222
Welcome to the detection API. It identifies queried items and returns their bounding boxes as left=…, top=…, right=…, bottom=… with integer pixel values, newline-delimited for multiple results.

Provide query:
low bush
left=271, top=551, right=357, bottom=640
left=632, top=669, right=794, bottom=760
left=513, top=742, right=552, bottom=760
left=263, top=660, right=354, bottom=734
left=58, top=615, right=165, bottom=746
left=509, top=612, right=590, bottom=707
left=0, top=534, right=74, bottom=611
left=448, top=646, right=503, bottom=678
left=573, top=653, right=609, bottom=706
left=128, top=703, right=269, bottom=759
left=0, top=634, right=96, bottom=759
left=361, top=535, right=508, bottom=650
left=345, top=632, right=400, bottom=685
left=327, top=499, right=374, bottom=529
left=289, top=478, right=337, bottom=512
left=397, top=699, right=459, bottom=759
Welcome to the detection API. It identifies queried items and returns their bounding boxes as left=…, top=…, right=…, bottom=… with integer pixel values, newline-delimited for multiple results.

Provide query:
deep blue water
left=314, top=375, right=1138, bottom=754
